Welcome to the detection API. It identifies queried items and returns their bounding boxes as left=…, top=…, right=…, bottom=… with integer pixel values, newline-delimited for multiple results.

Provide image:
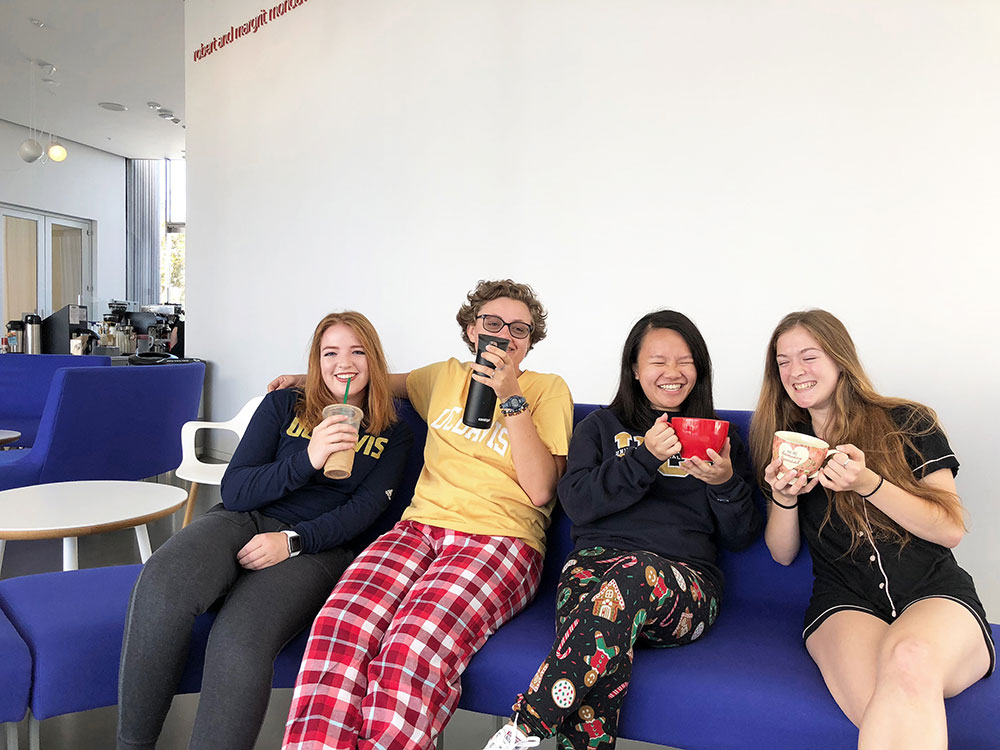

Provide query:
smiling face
left=465, top=297, right=534, bottom=372
left=633, top=327, right=697, bottom=412
left=319, top=323, right=369, bottom=407
left=775, top=325, right=841, bottom=413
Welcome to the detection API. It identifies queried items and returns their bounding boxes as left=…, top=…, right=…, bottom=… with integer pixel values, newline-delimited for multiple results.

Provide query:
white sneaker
left=481, top=715, right=541, bottom=749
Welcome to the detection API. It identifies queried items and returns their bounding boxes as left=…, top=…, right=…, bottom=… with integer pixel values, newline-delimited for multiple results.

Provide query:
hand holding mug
left=685, top=438, right=734, bottom=485
left=471, top=343, right=519, bottom=399
left=764, top=456, right=820, bottom=503
left=644, top=415, right=680, bottom=461
left=307, top=413, right=360, bottom=470
left=817, top=444, right=875, bottom=494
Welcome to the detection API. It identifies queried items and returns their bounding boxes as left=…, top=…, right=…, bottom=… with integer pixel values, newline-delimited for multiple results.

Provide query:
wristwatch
left=281, top=530, right=302, bottom=558
left=499, top=395, right=529, bottom=417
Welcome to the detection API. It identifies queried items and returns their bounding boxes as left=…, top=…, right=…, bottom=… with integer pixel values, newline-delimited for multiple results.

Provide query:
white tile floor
left=1, top=486, right=673, bottom=749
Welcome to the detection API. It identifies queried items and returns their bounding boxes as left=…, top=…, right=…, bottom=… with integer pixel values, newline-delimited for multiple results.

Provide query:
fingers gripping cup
left=772, top=431, right=841, bottom=479
left=321, top=403, right=364, bottom=479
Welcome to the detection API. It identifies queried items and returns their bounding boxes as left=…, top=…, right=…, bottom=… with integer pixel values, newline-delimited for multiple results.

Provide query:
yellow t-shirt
left=402, top=358, right=573, bottom=554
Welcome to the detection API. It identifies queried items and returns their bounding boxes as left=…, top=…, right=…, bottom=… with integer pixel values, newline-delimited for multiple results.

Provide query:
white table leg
left=62, top=537, right=78, bottom=571
left=135, top=524, right=152, bottom=563
left=5, top=721, right=18, bottom=750
left=0, top=539, right=6, bottom=575
left=28, top=713, right=38, bottom=750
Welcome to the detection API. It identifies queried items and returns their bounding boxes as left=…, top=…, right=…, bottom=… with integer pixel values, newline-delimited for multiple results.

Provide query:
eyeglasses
left=476, top=314, right=534, bottom=340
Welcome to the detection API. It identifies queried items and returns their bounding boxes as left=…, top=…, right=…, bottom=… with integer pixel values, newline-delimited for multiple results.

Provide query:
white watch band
left=280, top=529, right=301, bottom=558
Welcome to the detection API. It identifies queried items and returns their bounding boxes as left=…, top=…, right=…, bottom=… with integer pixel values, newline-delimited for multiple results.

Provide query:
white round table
left=0, top=480, right=188, bottom=571
left=0, top=429, right=20, bottom=446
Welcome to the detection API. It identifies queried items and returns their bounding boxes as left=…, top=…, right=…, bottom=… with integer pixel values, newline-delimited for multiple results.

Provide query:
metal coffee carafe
left=22, top=314, right=41, bottom=354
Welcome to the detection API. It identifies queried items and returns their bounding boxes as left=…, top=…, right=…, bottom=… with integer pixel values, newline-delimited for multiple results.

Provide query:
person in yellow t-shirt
left=273, top=280, right=573, bottom=750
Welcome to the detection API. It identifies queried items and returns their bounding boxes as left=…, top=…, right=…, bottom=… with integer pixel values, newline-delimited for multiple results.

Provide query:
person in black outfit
left=117, top=311, right=412, bottom=750
left=482, top=310, right=762, bottom=750
left=750, top=309, right=994, bottom=750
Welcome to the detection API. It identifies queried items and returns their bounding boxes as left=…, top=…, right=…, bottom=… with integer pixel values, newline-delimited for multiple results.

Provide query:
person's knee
left=878, top=635, right=940, bottom=692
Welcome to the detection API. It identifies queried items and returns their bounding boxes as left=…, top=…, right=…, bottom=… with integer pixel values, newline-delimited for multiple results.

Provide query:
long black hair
left=608, top=310, right=716, bottom=432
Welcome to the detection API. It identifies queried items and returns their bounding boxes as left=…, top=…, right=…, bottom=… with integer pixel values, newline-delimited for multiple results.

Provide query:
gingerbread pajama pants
left=513, top=547, right=720, bottom=750
left=282, top=520, right=542, bottom=750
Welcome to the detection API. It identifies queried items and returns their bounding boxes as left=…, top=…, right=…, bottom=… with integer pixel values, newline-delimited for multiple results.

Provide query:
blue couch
left=0, top=403, right=996, bottom=749
left=0, top=354, right=111, bottom=448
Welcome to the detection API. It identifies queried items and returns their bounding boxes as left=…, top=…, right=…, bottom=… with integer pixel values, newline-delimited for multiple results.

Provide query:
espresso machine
left=41, top=305, right=97, bottom=355
left=141, top=303, right=183, bottom=354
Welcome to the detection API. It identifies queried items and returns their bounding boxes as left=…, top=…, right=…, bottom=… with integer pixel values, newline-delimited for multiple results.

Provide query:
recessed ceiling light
left=98, top=102, right=128, bottom=112
left=147, top=101, right=161, bottom=110
left=42, top=78, right=60, bottom=86
left=157, top=110, right=174, bottom=118
left=30, top=18, right=46, bottom=28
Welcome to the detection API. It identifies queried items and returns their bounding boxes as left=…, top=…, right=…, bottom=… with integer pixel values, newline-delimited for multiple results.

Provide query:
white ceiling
left=0, top=0, right=185, bottom=160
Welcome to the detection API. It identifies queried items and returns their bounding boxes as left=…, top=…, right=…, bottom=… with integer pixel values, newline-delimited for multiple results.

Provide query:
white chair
left=175, top=396, right=264, bottom=527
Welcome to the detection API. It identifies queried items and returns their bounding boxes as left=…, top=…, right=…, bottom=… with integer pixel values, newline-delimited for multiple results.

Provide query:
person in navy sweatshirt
left=117, top=311, right=412, bottom=750
left=482, top=309, right=762, bottom=750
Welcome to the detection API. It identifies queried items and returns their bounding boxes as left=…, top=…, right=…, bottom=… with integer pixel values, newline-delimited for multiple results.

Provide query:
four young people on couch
left=117, top=279, right=993, bottom=750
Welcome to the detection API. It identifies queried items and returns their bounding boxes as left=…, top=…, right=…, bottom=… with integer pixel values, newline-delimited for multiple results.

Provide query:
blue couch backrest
left=379, top=401, right=814, bottom=615
left=0, top=363, right=206, bottom=492
left=0, top=354, right=111, bottom=447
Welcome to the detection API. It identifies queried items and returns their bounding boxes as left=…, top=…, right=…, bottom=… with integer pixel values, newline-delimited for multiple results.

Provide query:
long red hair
left=295, top=311, right=396, bottom=436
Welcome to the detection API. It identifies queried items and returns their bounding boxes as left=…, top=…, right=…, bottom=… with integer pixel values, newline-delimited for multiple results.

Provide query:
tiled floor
left=1, top=483, right=669, bottom=749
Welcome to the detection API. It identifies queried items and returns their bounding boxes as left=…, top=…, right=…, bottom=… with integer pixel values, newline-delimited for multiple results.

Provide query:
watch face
left=288, top=533, right=302, bottom=554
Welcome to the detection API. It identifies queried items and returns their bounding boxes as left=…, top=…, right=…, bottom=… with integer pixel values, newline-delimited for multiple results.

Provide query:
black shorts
left=803, top=578, right=996, bottom=678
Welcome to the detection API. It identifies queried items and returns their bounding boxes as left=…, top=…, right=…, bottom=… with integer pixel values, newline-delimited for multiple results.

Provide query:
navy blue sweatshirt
left=557, top=407, right=762, bottom=590
left=220, top=389, right=412, bottom=555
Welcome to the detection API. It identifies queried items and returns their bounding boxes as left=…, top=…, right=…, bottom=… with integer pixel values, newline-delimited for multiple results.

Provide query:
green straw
left=343, top=376, right=352, bottom=404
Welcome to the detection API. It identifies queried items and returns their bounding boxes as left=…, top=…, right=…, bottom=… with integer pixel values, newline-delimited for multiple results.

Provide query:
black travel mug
left=462, top=334, right=510, bottom=429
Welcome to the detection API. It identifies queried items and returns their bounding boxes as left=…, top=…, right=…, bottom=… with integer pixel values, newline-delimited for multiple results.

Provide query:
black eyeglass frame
left=475, top=314, right=534, bottom=340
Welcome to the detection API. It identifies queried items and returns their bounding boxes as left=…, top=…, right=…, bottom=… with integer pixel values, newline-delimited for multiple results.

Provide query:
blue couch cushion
left=0, top=606, right=31, bottom=723
left=0, top=564, right=141, bottom=719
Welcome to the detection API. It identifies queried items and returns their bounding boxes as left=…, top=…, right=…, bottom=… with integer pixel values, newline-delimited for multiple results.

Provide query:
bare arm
left=390, top=373, right=410, bottom=400
left=504, top=410, right=566, bottom=506
left=473, top=344, right=563, bottom=507
left=762, top=456, right=819, bottom=565
left=820, top=444, right=965, bottom=548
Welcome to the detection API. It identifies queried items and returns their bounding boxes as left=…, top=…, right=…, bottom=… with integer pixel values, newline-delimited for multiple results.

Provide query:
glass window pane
left=50, top=223, right=83, bottom=311
left=3, top=216, right=38, bottom=323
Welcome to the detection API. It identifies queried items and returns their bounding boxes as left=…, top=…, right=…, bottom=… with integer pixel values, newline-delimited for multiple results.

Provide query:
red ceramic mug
left=670, top=417, right=729, bottom=461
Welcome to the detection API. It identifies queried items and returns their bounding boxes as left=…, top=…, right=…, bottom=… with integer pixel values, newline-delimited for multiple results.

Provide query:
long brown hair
left=296, top=311, right=396, bottom=436
left=749, top=309, right=964, bottom=551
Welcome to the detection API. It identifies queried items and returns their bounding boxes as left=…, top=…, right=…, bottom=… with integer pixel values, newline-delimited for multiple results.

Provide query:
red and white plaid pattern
left=283, top=520, right=543, bottom=750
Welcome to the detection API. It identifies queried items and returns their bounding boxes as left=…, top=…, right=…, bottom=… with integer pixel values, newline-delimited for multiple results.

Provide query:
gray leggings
left=116, top=504, right=353, bottom=750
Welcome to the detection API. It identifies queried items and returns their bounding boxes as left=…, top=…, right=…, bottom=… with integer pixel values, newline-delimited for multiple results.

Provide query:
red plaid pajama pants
left=282, top=520, right=543, bottom=750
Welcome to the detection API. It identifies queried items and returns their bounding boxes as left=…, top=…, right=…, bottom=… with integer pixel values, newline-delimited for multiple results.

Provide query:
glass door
left=1, top=208, right=43, bottom=324
left=47, top=216, right=92, bottom=314
left=0, top=205, right=93, bottom=324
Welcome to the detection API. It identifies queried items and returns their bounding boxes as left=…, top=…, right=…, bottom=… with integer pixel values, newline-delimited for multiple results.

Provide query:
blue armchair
left=0, top=354, right=111, bottom=449
left=0, top=362, right=205, bottom=492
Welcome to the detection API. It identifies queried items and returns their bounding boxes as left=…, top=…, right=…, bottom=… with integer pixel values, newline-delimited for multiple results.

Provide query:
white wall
left=185, top=1, right=1000, bottom=612
left=0, top=119, right=126, bottom=308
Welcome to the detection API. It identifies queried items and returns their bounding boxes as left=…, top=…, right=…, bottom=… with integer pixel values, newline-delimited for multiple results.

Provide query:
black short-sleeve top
left=797, top=407, right=967, bottom=615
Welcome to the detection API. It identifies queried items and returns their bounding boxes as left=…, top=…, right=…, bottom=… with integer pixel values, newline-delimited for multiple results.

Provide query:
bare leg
left=806, top=610, right=887, bottom=725
left=806, top=600, right=991, bottom=750
left=857, top=598, right=990, bottom=750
